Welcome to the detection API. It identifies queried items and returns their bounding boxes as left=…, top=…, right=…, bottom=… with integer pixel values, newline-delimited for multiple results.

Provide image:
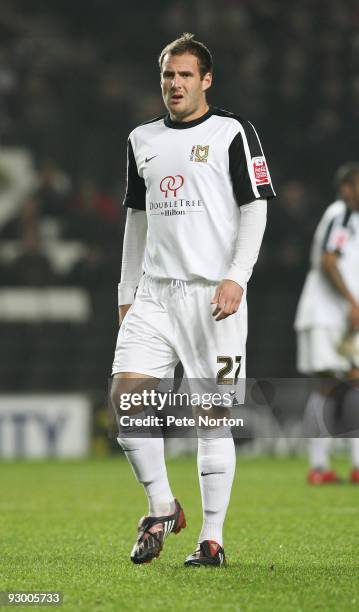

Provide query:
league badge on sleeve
left=252, top=156, right=270, bottom=185
left=329, top=227, right=350, bottom=251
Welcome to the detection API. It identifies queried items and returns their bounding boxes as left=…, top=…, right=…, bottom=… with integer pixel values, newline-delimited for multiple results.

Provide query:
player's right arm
left=118, top=136, right=147, bottom=325
left=118, top=208, right=147, bottom=324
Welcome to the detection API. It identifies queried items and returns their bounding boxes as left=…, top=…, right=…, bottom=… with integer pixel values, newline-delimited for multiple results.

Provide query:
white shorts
left=112, top=275, right=247, bottom=391
left=297, top=328, right=359, bottom=375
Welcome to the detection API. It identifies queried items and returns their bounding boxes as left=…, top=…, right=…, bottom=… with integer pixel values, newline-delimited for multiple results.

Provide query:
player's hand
left=349, top=301, right=359, bottom=330
left=119, top=304, right=132, bottom=326
left=211, top=279, right=244, bottom=321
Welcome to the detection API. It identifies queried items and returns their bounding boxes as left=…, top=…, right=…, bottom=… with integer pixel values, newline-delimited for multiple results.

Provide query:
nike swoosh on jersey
left=145, top=155, right=158, bottom=163
left=200, top=471, right=226, bottom=476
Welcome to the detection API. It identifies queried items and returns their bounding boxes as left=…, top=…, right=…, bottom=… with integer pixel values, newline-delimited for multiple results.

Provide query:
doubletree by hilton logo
left=160, top=175, right=184, bottom=197
left=150, top=174, right=203, bottom=217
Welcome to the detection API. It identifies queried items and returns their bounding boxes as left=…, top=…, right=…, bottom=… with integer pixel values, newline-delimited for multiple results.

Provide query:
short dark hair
left=335, top=162, right=359, bottom=189
left=159, top=33, right=213, bottom=79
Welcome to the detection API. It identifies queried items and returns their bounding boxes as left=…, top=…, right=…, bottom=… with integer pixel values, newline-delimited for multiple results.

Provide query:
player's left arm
left=212, top=119, right=275, bottom=321
left=211, top=199, right=267, bottom=320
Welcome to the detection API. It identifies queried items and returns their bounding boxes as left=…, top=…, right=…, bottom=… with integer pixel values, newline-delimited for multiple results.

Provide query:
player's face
left=161, top=52, right=212, bottom=122
left=343, top=175, right=359, bottom=210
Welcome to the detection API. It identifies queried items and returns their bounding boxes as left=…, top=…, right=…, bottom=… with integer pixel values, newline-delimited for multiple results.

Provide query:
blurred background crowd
left=0, top=0, right=358, bottom=397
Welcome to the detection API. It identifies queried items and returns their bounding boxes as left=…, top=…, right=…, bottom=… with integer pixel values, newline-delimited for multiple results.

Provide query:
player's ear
left=201, top=72, right=212, bottom=92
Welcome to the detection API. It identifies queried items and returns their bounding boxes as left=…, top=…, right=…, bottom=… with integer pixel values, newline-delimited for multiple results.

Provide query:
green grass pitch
left=1, top=455, right=359, bottom=612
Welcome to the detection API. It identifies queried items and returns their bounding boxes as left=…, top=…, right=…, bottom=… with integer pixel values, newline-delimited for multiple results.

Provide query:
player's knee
left=110, top=379, right=122, bottom=415
left=110, top=379, right=140, bottom=416
left=316, top=374, right=338, bottom=397
left=347, top=368, right=359, bottom=383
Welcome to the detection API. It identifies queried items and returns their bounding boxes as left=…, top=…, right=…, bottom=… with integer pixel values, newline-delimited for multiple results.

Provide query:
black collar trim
left=164, top=106, right=214, bottom=129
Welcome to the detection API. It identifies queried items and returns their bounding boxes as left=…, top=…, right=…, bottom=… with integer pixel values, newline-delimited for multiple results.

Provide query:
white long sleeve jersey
left=123, top=106, right=275, bottom=283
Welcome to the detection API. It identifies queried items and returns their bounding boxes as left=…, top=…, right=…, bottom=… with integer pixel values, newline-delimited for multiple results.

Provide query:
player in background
left=111, top=33, right=275, bottom=566
left=295, top=163, right=359, bottom=484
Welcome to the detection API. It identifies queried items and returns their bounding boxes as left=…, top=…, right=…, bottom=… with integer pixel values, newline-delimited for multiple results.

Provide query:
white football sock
left=197, top=427, right=236, bottom=547
left=304, top=391, right=334, bottom=469
left=341, top=387, right=359, bottom=468
left=350, top=438, right=359, bottom=469
left=308, top=438, right=331, bottom=470
left=117, top=412, right=174, bottom=517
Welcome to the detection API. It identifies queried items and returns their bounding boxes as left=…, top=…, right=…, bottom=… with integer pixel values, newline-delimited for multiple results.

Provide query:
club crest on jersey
left=252, top=156, right=270, bottom=185
left=160, top=175, right=184, bottom=197
left=190, top=145, right=209, bottom=163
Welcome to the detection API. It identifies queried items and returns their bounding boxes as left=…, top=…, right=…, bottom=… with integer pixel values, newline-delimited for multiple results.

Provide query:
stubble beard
left=166, top=96, right=197, bottom=122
